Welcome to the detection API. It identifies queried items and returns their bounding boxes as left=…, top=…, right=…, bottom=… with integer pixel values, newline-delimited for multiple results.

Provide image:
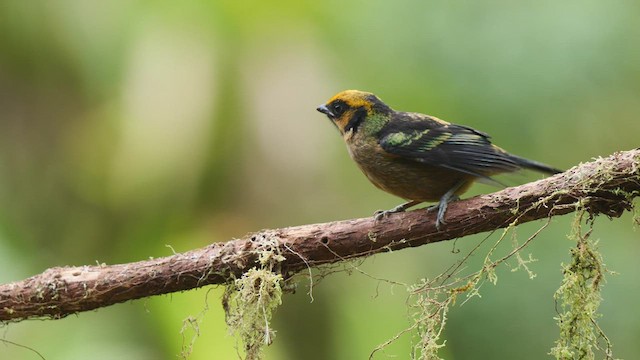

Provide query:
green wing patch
left=382, top=129, right=453, bottom=151
left=384, top=130, right=428, bottom=147
left=421, top=132, right=452, bottom=150
left=379, top=122, right=520, bottom=179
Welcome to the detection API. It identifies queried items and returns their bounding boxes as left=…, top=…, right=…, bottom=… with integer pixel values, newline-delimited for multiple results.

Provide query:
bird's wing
left=379, top=118, right=520, bottom=182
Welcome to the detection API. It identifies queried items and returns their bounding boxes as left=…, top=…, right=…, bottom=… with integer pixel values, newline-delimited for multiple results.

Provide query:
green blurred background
left=1, top=1, right=639, bottom=359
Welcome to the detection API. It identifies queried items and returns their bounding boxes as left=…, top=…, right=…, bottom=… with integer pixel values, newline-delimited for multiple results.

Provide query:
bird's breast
left=346, top=136, right=474, bottom=202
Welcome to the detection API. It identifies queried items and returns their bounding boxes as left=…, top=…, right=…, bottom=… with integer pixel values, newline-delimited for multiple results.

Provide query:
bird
left=316, top=90, right=562, bottom=230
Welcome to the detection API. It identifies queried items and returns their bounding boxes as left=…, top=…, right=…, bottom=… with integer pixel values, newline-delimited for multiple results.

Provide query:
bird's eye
left=331, top=103, right=345, bottom=116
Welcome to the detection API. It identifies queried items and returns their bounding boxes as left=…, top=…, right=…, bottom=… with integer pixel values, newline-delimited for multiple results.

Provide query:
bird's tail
left=510, top=154, right=563, bottom=175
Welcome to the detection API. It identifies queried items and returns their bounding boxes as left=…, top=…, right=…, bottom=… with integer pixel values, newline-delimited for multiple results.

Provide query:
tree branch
left=1, top=149, right=638, bottom=322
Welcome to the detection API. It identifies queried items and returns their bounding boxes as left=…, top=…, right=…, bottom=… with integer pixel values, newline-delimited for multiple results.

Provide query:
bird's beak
left=316, top=104, right=334, bottom=118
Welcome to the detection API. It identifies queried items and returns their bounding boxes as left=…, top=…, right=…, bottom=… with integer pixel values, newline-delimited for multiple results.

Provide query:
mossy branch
left=1, top=148, right=638, bottom=323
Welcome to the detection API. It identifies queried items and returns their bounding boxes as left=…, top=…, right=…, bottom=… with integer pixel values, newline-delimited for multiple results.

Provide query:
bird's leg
left=374, top=200, right=422, bottom=220
left=429, top=181, right=466, bottom=230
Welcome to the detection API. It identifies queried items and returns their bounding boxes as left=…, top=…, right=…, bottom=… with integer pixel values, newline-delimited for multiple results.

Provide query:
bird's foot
left=373, top=200, right=422, bottom=221
left=430, top=195, right=459, bottom=231
left=374, top=205, right=405, bottom=221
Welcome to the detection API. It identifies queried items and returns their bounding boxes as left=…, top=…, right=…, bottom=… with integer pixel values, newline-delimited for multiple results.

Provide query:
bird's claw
left=373, top=203, right=410, bottom=221
left=432, top=194, right=459, bottom=231
left=425, top=204, right=446, bottom=230
left=373, top=209, right=391, bottom=221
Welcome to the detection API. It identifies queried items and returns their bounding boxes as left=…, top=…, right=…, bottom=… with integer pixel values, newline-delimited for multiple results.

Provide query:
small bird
left=317, top=90, right=562, bottom=229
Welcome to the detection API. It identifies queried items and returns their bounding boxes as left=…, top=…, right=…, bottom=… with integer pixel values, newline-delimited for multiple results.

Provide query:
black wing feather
left=379, top=118, right=521, bottom=181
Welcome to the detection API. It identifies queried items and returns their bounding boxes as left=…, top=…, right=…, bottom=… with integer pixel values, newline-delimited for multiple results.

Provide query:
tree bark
left=1, top=149, right=638, bottom=322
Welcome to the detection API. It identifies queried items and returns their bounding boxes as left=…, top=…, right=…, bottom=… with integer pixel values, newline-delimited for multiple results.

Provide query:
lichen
left=222, top=231, right=285, bottom=360
left=409, top=285, right=452, bottom=360
left=550, top=209, right=614, bottom=360
left=372, top=218, right=548, bottom=360
left=224, top=269, right=283, bottom=360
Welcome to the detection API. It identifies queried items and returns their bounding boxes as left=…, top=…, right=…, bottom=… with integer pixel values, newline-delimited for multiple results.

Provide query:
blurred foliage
left=0, top=1, right=639, bottom=359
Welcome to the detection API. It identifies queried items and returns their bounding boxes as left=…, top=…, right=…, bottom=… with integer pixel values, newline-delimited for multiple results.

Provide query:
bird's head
left=317, top=90, right=391, bottom=137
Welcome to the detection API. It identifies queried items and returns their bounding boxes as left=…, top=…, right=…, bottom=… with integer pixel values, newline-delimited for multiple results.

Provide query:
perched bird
left=317, top=90, right=562, bottom=229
